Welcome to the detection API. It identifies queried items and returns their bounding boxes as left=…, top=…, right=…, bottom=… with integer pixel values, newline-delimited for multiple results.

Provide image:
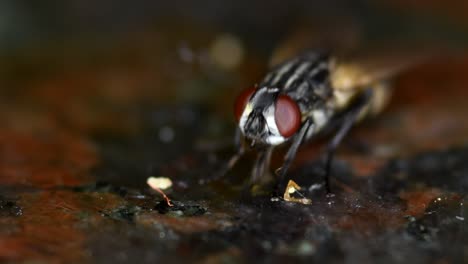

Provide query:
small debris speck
left=283, top=180, right=312, bottom=205
left=147, top=177, right=173, bottom=190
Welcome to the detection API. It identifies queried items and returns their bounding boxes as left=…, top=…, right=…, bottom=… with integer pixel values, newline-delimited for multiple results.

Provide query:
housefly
left=227, top=50, right=421, bottom=192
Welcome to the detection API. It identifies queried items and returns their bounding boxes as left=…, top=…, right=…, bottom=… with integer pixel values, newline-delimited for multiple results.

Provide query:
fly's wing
left=330, top=50, right=431, bottom=92
left=329, top=49, right=437, bottom=115
left=269, top=24, right=440, bottom=90
left=269, top=23, right=449, bottom=112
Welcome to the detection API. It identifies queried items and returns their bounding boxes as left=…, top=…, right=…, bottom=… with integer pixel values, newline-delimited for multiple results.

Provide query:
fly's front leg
left=206, top=128, right=245, bottom=184
left=250, top=146, right=274, bottom=184
left=276, top=118, right=314, bottom=184
left=324, top=89, right=372, bottom=192
left=226, top=128, right=245, bottom=170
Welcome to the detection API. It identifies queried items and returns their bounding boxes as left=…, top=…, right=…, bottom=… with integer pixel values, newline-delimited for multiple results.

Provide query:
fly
left=226, top=50, right=420, bottom=192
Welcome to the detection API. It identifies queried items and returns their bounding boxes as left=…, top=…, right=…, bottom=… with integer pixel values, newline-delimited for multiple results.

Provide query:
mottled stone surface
left=0, top=2, right=467, bottom=263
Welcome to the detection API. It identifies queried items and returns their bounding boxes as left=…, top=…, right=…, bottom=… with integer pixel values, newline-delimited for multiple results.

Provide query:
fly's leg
left=205, top=128, right=245, bottom=184
left=275, top=119, right=314, bottom=184
left=251, top=146, right=274, bottom=184
left=226, top=128, right=245, bottom=171
left=239, top=146, right=273, bottom=198
left=324, top=89, right=372, bottom=192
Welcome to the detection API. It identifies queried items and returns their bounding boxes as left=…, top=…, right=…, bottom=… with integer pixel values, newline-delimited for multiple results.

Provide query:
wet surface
left=1, top=2, right=468, bottom=263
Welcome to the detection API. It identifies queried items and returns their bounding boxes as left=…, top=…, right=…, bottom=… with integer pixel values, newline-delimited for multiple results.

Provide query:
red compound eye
left=275, top=95, right=301, bottom=138
left=234, top=87, right=256, bottom=122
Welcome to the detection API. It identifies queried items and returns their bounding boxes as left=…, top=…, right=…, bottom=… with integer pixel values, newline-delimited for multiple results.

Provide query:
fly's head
left=234, top=86, right=302, bottom=147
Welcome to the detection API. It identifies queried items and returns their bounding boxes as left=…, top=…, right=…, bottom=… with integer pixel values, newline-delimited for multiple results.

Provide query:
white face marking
left=263, top=104, right=286, bottom=145
left=238, top=102, right=253, bottom=134
left=238, top=98, right=287, bottom=146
